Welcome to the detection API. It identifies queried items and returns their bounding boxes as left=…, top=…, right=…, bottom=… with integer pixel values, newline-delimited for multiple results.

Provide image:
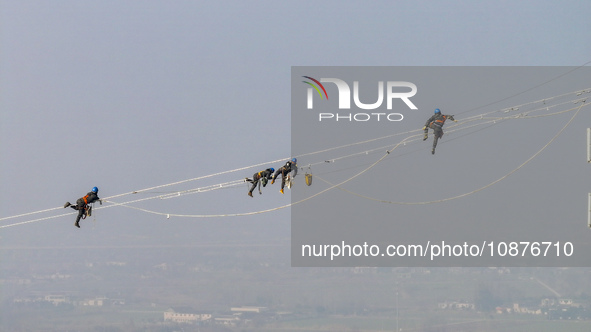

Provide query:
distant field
left=2, top=306, right=164, bottom=331
left=262, top=313, right=591, bottom=332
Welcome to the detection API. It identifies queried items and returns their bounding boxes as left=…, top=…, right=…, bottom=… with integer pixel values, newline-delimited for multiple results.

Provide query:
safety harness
left=431, top=115, right=448, bottom=127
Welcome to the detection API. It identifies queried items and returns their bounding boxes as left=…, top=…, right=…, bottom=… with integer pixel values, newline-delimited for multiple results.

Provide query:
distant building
left=164, top=307, right=211, bottom=324
left=496, top=306, right=511, bottom=314
left=80, top=297, right=106, bottom=306
left=352, top=267, right=377, bottom=274
left=44, top=294, right=68, bottom=305
left=541, top=298, right=556, bottom=307
left=106, top=261, right=127, bottom=266
left=214, top=315, right=241, bottom=326
left=438, top=301, right=475, bottom=310
left=513, top=303, right=542, bottom=315
left=230, top=306, right=268, bottom=313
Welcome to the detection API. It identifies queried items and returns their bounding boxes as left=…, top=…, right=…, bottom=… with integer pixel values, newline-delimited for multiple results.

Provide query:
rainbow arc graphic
left=302, top=76, right=328, bottom=100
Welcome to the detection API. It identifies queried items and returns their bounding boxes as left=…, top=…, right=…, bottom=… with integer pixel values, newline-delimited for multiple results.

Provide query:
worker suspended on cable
left=246, top=168, right=274, bottom=197
left=271, top=158, right=298, bottom=194
left=64, top=187, right=102, bottom=228
left=423, top=108, right=457, bottom=155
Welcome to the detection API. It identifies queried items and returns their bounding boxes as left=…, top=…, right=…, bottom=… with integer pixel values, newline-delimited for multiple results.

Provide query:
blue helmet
left=92, top=187, right=99, bottom=193
left=269, top=168, right=275, bottom=173
left=434, top=108, right=441, bottom=114
left=291, top=158, right=297, bottom=164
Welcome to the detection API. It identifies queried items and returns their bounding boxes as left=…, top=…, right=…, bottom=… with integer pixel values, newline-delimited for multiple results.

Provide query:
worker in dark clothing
left=246, top=168, right=274, bottom=197
left=423, top=108, right=456, bottom=155
left=271, top=158, right=298, bottom=194
left=64, top=187, right=102, bottom=228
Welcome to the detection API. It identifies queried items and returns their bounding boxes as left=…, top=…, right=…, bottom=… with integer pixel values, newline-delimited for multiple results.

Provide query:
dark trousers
left=69, top=198, right=87, bottom=223
left=249, top=173, right=262, bottom=194
left=275, top=170, right=289, bottom=189
left=429, top=124, right=443, bottom=149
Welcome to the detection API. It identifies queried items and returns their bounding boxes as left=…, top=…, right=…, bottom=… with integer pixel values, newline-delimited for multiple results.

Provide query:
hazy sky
left=1, top=1, right=590, bottom=259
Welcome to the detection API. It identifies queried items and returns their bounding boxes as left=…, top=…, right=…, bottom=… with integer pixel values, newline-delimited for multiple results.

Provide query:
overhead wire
left=0, top=160, right=288, bottom=224
left=82, top=97, right=590, bottom=218
left=314, top=102, right=587, bottom=205
left=105, top=137, right=412, bottom=218
left=312, top=94, right=589, bottom=178
left=304, top=91, right=589, bottom=169
left=455, top=62, right=591, bottom=117
left=0, top=206, right=64, bottom=222
left=0, top=87, right=589, bottom=227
